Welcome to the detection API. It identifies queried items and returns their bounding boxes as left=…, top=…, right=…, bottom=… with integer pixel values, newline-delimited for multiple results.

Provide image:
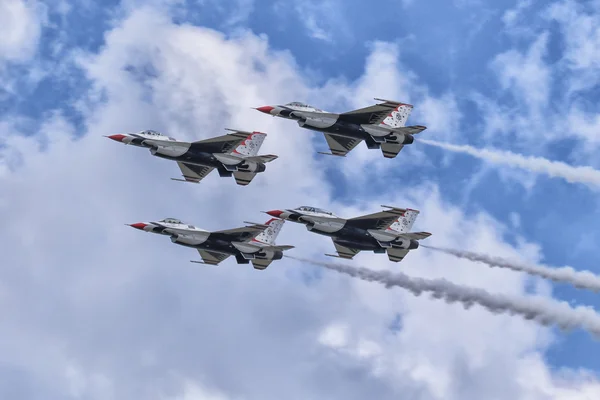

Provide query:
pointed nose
left=128, top=222, right=148, bottom=230
left=255, top=106, right=274, bottom=114
left=265, top=210, right=283, bottom=218
left=106, top=134, right=127, bottom=142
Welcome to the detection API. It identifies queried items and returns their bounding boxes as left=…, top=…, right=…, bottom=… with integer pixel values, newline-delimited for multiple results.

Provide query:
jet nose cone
left=255, top=106, right=274, bottom=114
left=128, top=222, right=148, bottom=230
left=106, top=134, right=127, bottom=142
left=265, top=210, right=283, bottom=218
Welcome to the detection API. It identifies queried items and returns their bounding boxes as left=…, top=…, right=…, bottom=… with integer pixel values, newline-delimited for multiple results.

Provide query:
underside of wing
left=325, top=241, right=361, bottom=260
left=346, top=208, right=407, bottom=231
left=211, top=223, right=269, bottom=243
left=338, top=100, right=410, bottom=126
left=380, top=143, right=404, bottom=159
left=190, top=131, right=250, bottom=154
left=396, top=232, right=432, bottom=240
left=387, top=248, right=409, bottom=263
left=322, top=133, right=362, bottom=157
left=196, top=249, right=230, bottom=265
left=173, top=162, right=214, bottom=183
left=233, top=171, right=257, bottom=186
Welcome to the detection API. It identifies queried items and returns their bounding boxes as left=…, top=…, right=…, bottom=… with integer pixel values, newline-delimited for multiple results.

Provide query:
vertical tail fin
left=253, top=218, right=284, bottom=245
left=387, top=209, right=419, bottom=233
left=379, top=102, right=413, bottom=129
left=231, top=132, right=267, bottom=157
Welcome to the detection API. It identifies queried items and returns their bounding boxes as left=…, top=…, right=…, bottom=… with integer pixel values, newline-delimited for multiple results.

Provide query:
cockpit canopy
left=160, top=218, right=183, bottom=224
left=285, top=102, right=323, bottom=112
left=296, top=206, right=335, bottom=216
left=141, top=129, right=163, bottom=136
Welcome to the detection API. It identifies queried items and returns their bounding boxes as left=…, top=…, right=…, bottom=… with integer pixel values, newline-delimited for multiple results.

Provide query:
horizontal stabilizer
left=243, top=154, right=279, bottom=163
left=397, top=232, right=432, bottom=240
left=325, top=253, right=348, bottom=259
left=262, top=244, right=295, bottom=252
left=317, top=151, right=346, bottom=157
left=378, top=125, right=427, bottom=135
left=242, top=221, right=269, bottom=228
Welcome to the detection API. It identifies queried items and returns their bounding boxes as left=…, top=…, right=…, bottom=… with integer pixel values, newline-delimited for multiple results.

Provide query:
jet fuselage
left=139, top=139, right=265, bottom=174
left=131, top=220, right=283, bottom=265
left=108, top=132, right=266, bottom=176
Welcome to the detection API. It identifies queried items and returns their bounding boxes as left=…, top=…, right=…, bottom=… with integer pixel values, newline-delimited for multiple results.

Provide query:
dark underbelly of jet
left=312, top=226, right=381, bottom=251
left=300, top=120, right=366, bottom=140
left=333, top=238, right=381, bottom=251
left=175, top=239, right=236, bottom=254
left=153, top=151, right=220, bottom=167
left=298, top=121, right=383, bottom=149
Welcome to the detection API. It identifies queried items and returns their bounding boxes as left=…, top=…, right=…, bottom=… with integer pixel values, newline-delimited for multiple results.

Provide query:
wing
left=319, top=133, right=362, bottom=157
left=172, top=162, right=214, bottom=183
left=380, top=143, right=404, bottom=159
left=387, top=248, right=410, bottom=263
left=325, top=241, right=361, bottom=260
left=337, top=99, right=412, bottom=126
left=397, top=232, right=432, bottom=240
left=233, top=171, right=257, bottom=186
left=192, top=250, right=231, bottom=265
left=346, top=207, right=407, bottom=231
left=190, top=130, right=250, bottom=154
left=211, top=223, right=270, bottom=242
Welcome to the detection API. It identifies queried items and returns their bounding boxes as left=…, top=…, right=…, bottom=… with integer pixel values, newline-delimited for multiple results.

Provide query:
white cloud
left=282, top=0, right=351, bottom=43
left=0, top=0, right=44, bottom=66
left=491, top=32, right=551, bottom=116
left=1, top=4, right=600, bottom=399
left=502, top=0, right=534, bottom=35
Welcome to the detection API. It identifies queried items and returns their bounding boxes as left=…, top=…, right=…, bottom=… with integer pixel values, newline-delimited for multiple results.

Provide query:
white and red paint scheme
left=128, top=217, right=292, bottom=270
left=265, top=206, right=430, bottom=263
left=255, top=98, right=427, bottom=158
left=107, top=129, right=278, bottom=186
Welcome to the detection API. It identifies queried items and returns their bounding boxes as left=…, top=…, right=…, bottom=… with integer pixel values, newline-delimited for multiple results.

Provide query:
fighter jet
left=128, top=217, right=293, bottom=270
left=254, top=98, right=426, bottom=158
left=265, top=205, right=431, bottom=263
left=106, top=129, right=278, bottom=186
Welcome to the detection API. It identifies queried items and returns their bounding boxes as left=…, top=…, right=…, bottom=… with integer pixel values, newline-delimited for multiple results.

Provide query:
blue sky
left=3, top=0, right=600, bottom=398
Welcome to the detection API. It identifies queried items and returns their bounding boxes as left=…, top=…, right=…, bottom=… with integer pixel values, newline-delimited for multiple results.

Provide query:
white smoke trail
left=419, top=139, right=600, bottom=189
left=422, top=245, right=600, bottom=293
left=285, top=255, right=600, bottom=339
